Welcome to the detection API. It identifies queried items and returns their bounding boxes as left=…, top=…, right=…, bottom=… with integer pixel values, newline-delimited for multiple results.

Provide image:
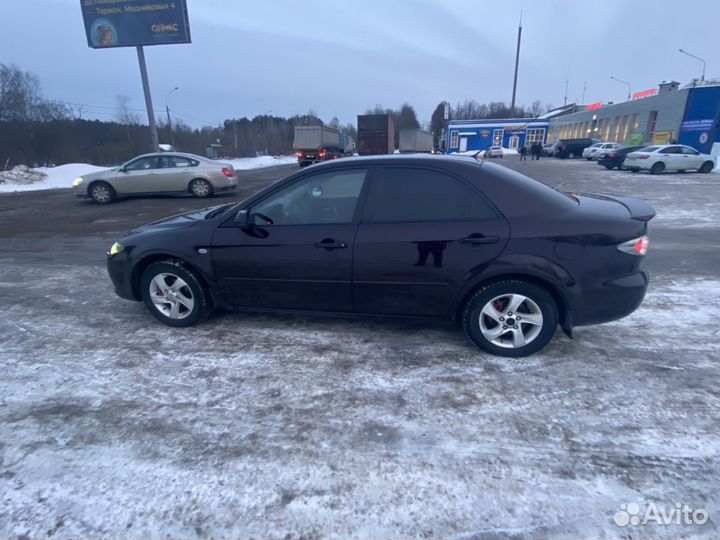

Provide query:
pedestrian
left=519, top=145, right=527, bottom=160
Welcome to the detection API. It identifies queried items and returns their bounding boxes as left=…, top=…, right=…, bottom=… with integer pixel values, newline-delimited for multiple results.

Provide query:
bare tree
left=116, top=95, right=139, bottom=125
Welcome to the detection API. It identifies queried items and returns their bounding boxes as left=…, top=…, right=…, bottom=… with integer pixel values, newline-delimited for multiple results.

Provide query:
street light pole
left=263, top=109, right=272, bottom=156
left=678, top=48, right=706, bottom=82
left=610, top=75, right=632, bottom=100
left=165, top=86, right=179, bottom=149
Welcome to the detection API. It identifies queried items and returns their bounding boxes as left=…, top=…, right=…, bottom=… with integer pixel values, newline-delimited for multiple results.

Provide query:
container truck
left=357, top=114, right=395, bottom=155
left=399, top=129, right=433, bottom=153
left=294, top=126, right=345, bottom=167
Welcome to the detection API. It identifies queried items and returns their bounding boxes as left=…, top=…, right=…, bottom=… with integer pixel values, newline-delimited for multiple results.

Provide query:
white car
left=624, top=144, right=716, bottom=174
left=595, top=143, right=624, bottom=159
left=484, top=146, right=504, bottom=158
left=583, top=142, right=622, bottom=160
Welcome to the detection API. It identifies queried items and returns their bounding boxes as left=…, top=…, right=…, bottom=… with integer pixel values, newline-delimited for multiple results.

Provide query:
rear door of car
left=352, top=166, right=510, bottom=318
left=158, top=155, right=198, bottom=192
left=659, top=146, right=682, bottom=170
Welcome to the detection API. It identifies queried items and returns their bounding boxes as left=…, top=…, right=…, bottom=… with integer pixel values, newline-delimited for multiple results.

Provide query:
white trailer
left=399, top=129, right=433, bottom=153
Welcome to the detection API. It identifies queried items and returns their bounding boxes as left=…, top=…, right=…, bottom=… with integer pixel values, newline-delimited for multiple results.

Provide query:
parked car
left=594, top=143, right=623, bottom=160
left=484, top=146, right=504, bottom=158
left=542, top=142, right=559, bottom=157
left=556, top=138, right=598, bottom=159
left=624, top=145, right=716, bottom=174
left=583, top=142, right=622, bottom=160
left=73, top=153, right=238, bottom=204
left=106, top=154, right=655, bottom=357
left=597, top=146, right=646, bottom=170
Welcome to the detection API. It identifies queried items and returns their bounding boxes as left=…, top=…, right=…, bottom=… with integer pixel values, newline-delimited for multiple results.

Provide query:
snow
left=0, top=156, right=298, bottom=193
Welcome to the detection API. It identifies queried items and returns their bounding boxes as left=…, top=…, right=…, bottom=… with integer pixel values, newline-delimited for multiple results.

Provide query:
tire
left=463, top=280, right=558, bottom=357
left=189, top=178, right=213, bottom=198
left=568, top=152, right=575, bottom=159
left=140, top=260, right=212, bottom=327
left=629, top=168, right=639, bottom=173
left=89, top=181, right=116, bottom=204
left=650, top=162, right=665, bottom=175
left=699, top=161, right=714, bottom=173
left=604, top=164, right=614, bottom=170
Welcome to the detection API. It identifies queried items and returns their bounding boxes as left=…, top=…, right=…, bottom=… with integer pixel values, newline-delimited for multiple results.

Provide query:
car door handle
left=314, top=239, right=347, bottom=250
left=459, top=234, right=500, bottom=246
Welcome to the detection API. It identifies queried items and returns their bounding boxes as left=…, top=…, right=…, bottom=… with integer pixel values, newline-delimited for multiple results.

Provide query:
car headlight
left=109, top=242, right=125, bottom=256
left=73, top=177, right=84, bottom=186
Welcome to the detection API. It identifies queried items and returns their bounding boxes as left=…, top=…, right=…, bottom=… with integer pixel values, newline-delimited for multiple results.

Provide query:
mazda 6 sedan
left=73, top=152, right=238, bottom=203
left=107, top=154, right=655, bottom=357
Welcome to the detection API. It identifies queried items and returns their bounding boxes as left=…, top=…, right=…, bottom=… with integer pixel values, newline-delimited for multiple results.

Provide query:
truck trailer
left=399, top=129, right=433, bottom=153
left=294, top=126, right=345, bottom=167
left=357, top=114, right=395, bottom=155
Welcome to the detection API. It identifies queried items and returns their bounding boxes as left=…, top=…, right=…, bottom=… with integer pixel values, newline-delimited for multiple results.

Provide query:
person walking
left=519, top=145, right=528, bottom=160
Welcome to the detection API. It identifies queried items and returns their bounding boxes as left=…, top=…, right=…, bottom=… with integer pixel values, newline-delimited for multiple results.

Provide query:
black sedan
left=598, top=145, right=646, bottom=170
left=107, top=155, right=655, bottom=357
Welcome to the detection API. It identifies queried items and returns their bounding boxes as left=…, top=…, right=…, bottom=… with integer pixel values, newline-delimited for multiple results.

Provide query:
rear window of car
left=589, top=143, right=601, bottom=148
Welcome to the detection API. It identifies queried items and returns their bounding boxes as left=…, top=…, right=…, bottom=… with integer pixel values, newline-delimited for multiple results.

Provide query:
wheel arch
left=130, top=253, right=217, bottom=307
left=86, top=179, right=116, bottom=196
left=187, top=176, right=213, bottom=194
left=453, top=272, right=572, bottom=334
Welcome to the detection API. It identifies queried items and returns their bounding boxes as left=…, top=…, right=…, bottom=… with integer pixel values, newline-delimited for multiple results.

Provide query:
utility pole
left=165, top=86, right=179, bottom=149
left=563, top=78, right=569, bottom=106
left=136, top=46, right=159, bottom=152
left=581, top=80, right=588, bottom=104
left=510, top=11, right=522, bottom=115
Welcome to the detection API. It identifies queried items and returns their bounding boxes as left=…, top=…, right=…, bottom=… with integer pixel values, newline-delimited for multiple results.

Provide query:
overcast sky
left=2, top=0, right=719, bottom=128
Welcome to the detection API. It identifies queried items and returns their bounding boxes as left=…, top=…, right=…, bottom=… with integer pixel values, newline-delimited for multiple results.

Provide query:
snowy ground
left=1, top=158, right=719, bottom=539
left=0, top=155, right=297, bottom=193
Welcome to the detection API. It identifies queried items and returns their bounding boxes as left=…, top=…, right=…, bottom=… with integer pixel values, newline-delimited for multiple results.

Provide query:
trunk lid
left=577, top=193, right=656, bottom=222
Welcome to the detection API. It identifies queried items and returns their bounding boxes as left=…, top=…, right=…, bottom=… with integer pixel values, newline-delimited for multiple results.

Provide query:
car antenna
left=472, top=150, right=484, bottom=163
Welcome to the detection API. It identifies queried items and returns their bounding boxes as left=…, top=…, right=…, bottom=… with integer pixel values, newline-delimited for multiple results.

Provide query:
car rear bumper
left=572, top=270, right=649, bottom=326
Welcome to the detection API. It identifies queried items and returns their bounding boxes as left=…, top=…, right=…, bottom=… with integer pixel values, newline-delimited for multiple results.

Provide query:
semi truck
left=357, top=114, right=395, bottom=155
left=294, top=126, right=348, bottom=167
left=399, top=129, right=433, bottom=153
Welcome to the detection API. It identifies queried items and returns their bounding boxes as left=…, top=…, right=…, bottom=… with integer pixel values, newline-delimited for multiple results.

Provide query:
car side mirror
left=235, top=209, right=250, bottom=227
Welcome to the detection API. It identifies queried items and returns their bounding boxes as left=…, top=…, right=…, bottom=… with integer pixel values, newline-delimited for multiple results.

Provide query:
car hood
left=81, top=167, right=121, bottom=181
left=128, top=205, right=225, bottom=234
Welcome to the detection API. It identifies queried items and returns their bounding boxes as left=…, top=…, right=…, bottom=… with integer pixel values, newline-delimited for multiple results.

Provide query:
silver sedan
left=73, top=153, right=238, bottom=204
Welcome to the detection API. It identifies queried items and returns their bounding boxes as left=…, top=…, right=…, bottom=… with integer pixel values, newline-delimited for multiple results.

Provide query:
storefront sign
left=681, top=119, right=714, bottom=132
left=632, top=89, right=657, bottom=100
left=586, top=102, right=603, bottom=111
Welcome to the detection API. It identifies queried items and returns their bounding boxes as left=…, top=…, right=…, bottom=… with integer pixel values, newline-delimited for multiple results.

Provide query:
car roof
left=306, top=153, right=487, bottom=169
left=130, top=152, right=209, bottom=161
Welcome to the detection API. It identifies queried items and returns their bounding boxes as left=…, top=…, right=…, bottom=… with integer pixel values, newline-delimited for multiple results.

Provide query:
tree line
left=1, top=64, right=552, bottom=167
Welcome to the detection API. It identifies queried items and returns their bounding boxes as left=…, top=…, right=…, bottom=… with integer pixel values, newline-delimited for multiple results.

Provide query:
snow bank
left=0, top=155, right=298, bottom=193
left=0, top=163, right=108, bottom=193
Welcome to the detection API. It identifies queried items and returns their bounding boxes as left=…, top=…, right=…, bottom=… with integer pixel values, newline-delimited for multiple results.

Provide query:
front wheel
left=140, top=261, right=212, bottom=327
left=567, top=152, right=575, bottom=159
left=699, top=161, right=714, bottom=173
left=189, top=178, right=213, bottom=198
left=89, top=181, right=116, bottom=204
left=463, top=280, right=558, bottom=357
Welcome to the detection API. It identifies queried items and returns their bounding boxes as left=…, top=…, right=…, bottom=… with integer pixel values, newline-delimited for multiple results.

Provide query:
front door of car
left=115, top=156, right=161, bottom=194
left=679, top=146, right=703, bottom=169
left=211, top=167, right=370, bottom=312
left=352, top=166, right=510, bottom=318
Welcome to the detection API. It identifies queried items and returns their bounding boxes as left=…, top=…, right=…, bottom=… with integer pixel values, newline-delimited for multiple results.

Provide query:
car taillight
left=319, top=150, right=327, bottom=157
left=638, top=155, right=650, bottom=160
left=608, top=152, right=616, bottom=158
left=617, top=235, right=649, bottom=256
left=296, top=152, right=302, bottom=157
left=221, top=167, right=233, bottom=177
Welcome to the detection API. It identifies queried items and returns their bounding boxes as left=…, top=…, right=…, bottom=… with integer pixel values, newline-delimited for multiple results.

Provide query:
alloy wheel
left=479, top=293, right=543, bottom=348
left=148, top=273, right=195, bottom=319
left=92, top=184, right=111, bottom=203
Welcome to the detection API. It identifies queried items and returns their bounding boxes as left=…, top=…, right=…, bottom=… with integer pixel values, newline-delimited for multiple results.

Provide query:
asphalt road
left=1, top=158, right=719, bottom=539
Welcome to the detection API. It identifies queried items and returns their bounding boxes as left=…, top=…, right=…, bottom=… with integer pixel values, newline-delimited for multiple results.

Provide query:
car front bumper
left=107, top=252, right=137, bottom=301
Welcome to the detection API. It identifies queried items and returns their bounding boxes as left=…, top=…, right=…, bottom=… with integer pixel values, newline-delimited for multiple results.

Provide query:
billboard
left=80, top=0, right=191, bottom=48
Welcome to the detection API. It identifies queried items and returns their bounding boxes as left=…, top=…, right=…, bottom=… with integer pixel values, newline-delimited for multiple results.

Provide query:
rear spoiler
left=593, top=193, right=656, bottom=222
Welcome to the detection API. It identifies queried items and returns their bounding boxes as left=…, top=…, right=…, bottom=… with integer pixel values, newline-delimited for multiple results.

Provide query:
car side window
left=364, top=167, right=498, bottom=223
left=662, top=146, right=680, bottom=154
left=126, top=157, right=159, bottom=171
left=681, top=147, right=699, bottom=155
left=250, top=168, right=368, bottom=226
left=162, top=156, right=196, bottom=168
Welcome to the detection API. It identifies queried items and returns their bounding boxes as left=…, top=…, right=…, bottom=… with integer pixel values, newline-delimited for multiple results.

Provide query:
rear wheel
left=140, top=261, right=211, bottom=327
left=700, top=161, right=714, bottom=173
left=189, top=178, right=213, bottom=198
left=650, top=162, right=665, bottom=175
left=463, top=280, right=558, bottom=357
left=89, top=181, right=116, bottom=204
left=568, top=151, right=576, bottom=159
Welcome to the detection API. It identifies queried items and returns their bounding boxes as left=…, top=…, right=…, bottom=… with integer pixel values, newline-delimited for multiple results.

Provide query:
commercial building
left=548, top=82, right=720, bottom=154
left=446, top=118, right=550, bottom=153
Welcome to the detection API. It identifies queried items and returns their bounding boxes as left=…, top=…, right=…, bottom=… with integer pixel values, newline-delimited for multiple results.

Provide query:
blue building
left=446, top=118, right=550, bottom=154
